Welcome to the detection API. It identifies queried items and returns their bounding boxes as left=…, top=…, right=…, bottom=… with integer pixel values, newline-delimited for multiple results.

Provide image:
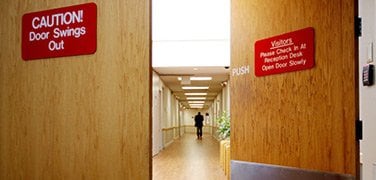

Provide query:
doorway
left=151, top=0, right=231, bottom=179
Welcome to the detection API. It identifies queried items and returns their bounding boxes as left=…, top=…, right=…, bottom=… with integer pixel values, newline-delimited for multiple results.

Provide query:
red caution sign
left=254, top=27, right=315, bottom=76
left=22, top=3, right=97, bottom=61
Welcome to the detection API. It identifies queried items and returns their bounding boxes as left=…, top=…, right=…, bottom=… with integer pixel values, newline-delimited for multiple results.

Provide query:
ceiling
left=153, top=66, right=230, bottom=109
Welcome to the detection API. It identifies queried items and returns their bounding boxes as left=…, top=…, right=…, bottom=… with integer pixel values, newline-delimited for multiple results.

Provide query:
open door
left=231, top=0, right=359, bottom=179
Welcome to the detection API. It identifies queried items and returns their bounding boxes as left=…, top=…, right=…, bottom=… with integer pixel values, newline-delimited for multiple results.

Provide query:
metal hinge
left=356, top=119, right=363, bottom=141
left=356, top=17, right=362, bottom=37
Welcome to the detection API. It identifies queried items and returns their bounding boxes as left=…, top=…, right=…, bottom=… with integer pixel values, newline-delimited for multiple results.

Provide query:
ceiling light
left=188, top=101, right=205, bottom=104
left=178, top=77, right=212, bottom=81
left=185, top=93, right=207, bottom=96
left=189, top=103, right=204, bottom=106
left=193, top=68, right=198, bottom=71
left=190, top=77, right=212, bottom=81
left=182, top=86, right=209, bottom=90
left=190, top=106, right=204, bottom=109
left=186, top=97, right=206, bottom=100
left=177, top=76, right=189, bottom=81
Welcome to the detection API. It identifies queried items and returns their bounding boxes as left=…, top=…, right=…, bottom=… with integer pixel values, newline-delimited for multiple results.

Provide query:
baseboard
left=164, top=140, right=174, bottom=148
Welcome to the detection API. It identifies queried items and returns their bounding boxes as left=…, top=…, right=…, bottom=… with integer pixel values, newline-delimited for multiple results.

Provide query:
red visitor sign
left=22, top=3, right=97, bottom=60
left=254, top=27, right=315, bottom=76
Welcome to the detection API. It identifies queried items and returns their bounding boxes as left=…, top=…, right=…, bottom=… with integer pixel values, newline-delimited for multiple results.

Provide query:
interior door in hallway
left=153, top=90, right=163, bottom=156
left=231, top=0, right=359, bottom=178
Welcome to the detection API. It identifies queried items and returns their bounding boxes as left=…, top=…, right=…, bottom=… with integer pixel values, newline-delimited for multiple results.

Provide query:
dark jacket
left=194, top=114, right=204, bottom=127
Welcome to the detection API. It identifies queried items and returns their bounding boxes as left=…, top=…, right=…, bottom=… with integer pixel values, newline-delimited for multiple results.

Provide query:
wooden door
left=0, top=1, right=151, bottom=179
left=231, top=0, right=358, bottom=177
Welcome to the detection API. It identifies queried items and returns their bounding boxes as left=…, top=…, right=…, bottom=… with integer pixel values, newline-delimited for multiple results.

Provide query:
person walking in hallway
left=194, top=112, right=204, bottom=140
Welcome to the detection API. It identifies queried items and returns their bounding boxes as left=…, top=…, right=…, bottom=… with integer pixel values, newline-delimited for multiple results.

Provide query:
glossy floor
left=153, top=134, right=227, bottom=180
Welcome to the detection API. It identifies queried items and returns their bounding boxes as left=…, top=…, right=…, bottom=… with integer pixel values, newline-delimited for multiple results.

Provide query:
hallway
left=153, top=134, right=227, bottom=180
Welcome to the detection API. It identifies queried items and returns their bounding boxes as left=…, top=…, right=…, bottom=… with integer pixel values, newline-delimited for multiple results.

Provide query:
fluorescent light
left=185, top=93, right=207, bottom=96
left=188, top=101, right=205, bottom=104
left=189, top=103, right=204, bottom=106
left=151, top=0, right=230, bottom=68
left=190, top=77, right=212, bottom=81
left=178, top=77, right=212, bottom=81
left=186, top=97, right=206, bottom=100
left=182, top=86, right=209, bottom=90
left=190, top=105, right=204, bottom=109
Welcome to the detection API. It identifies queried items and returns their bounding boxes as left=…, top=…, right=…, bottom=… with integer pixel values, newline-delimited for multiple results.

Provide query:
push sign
left=22, top=3, right=97, bottom=60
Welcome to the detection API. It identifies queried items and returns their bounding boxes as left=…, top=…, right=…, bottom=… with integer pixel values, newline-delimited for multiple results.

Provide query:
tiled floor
left=153, top=134, right=227, bottom=180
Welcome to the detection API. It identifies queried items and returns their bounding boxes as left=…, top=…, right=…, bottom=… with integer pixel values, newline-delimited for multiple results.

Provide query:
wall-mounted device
left=363, top=64, right=374, bottom=86
left=367, top=43, right=374, bottom=63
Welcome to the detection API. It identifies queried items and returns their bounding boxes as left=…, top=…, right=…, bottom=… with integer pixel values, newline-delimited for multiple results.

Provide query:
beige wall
left=0, top=1, right=150, bottom=179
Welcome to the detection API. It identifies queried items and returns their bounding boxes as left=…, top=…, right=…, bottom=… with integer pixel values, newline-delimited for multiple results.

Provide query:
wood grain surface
left=0, top=0, right=151, bottom=179
left=230, top=0, right=358, bottom=176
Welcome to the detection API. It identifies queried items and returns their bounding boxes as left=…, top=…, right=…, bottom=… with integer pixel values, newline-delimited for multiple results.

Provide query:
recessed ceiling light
left=190, top=106, right=204, bottom=109
left=182, top=86, right=209, bottom=90
left=178, top=77, right=212, bottom=81
left=190, top=77, right=212, bottom=81
left=189, top=103, right=204, bottom=105
left=185, top=93, right=207, bottom=96
left=188, top=101, right=205, bottom=104
left=193, top=68, right=198, bottom=71
left=186, top=97, right=206, bottom=100
left=190, top=104, right=204, bottom=106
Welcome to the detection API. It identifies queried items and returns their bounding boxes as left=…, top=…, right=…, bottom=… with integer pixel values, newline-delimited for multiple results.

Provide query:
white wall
left=206, top=81, right=230, bottom=140
left=183, top=109, right=195, bottom=126
left=212, top=82, right=230, bottom=125
left=172, top=97, right=179, bottom=139
left=222, top=82, right=230, bottom=114
left=182, top=109, right=212, bottom=134
left=179, top=110, right=185, bottom=136
left=183, top=109, right=209, bottom=125
left=152, top=71, right=163, bottom=156
left=152, top=71, right=181, bottom=150
left=162, top=87, right=171, bottom=128
left=359, top=1, right=376, bottom=180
